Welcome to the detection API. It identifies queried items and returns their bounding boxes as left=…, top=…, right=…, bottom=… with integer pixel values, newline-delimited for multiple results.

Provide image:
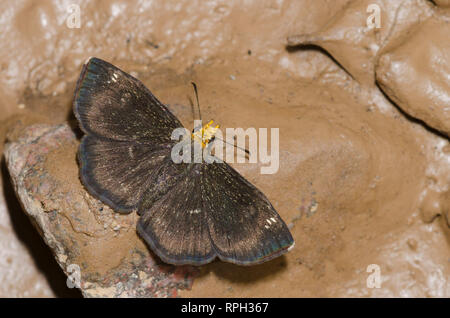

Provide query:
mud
left=0, top=0, right=448, bottom=297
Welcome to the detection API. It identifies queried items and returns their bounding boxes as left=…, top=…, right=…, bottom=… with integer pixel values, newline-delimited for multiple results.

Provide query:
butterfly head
left=192, top=120, right=219, bottom=148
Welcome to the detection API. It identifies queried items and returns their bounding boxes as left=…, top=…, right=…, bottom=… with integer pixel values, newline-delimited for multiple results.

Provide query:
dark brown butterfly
left=73, top=57, right=294, bottom=265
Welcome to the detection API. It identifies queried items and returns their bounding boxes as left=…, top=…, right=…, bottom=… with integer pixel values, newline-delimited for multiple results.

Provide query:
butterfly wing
left=74, top=57, right=294, bottom=265
left=79, top=137, right=174, bottom=212
left=74, top=57, right=184, bottom=212
left=202, top=162, right=294, bottom=265
left=74, top=57, right=182, bottom=143
left=137, top=163, right=216, bottom=265
left=137, top=160, right=294, bottom=265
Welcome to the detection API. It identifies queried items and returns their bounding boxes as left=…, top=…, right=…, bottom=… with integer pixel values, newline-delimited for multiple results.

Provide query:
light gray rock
left=4, top=124, right=198, bottom=298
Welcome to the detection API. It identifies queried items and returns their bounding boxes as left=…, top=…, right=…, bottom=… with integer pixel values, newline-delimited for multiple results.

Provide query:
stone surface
left=5, top=124, right=197, bottom=298
left=287, top=0, right=450, bottom=136
left=435, top=0, right=450, bottom=7
left=287, top=0, right=434, bottom=86
left=376, top=14, right=450, bottom=136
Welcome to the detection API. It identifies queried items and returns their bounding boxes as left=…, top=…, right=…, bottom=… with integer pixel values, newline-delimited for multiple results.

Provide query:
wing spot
left=128, top=146, right=134, bottom=158
left=189, top=208, right=201, bottom=214
left=270, top=217, right=277, bottom=223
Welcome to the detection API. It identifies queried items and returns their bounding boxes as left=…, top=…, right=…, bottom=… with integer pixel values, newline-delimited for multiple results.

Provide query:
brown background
left=0, top=0, right=448, bottom=297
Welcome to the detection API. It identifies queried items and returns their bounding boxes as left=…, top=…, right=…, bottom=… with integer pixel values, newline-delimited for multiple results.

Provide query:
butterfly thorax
left=192, top=120, right=219, bottom=148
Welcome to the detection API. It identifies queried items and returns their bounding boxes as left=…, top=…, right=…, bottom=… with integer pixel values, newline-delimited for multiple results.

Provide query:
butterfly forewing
left=74, top=57, right=182, bottom=143
left=202, top=162, right=294, bottom=265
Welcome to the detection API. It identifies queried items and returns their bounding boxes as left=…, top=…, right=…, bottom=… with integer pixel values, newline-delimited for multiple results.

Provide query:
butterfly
left=73, top=57, right=294, bottom=265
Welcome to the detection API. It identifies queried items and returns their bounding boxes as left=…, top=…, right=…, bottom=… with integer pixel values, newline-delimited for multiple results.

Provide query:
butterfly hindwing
left=137, top=163, right=216, bottom=265
left=79, top=136, right=172, bottom=212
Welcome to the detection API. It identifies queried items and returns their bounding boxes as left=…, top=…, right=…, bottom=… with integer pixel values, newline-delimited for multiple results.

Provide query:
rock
left=376, top=15, right=450, bottom=136
left=4, top=124, right=198, bottom=298
left=286, top=0, right=433, bottom=85
left=434, top=0, right=450, bottom=7
left=287, top=0, right=450, bottom=136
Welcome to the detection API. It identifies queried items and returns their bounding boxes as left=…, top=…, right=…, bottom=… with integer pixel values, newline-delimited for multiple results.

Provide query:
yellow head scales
left=192, top=120, right=219, bottom=148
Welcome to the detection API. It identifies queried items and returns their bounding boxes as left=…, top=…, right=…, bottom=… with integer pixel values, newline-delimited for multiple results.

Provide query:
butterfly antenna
left=213, top=136, right=251, bottom=156
left=191, top=82, right=202, bottom=121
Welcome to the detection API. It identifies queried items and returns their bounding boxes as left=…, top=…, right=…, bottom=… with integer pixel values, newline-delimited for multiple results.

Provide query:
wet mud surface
left=0, top=0, right=448, bottom=297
